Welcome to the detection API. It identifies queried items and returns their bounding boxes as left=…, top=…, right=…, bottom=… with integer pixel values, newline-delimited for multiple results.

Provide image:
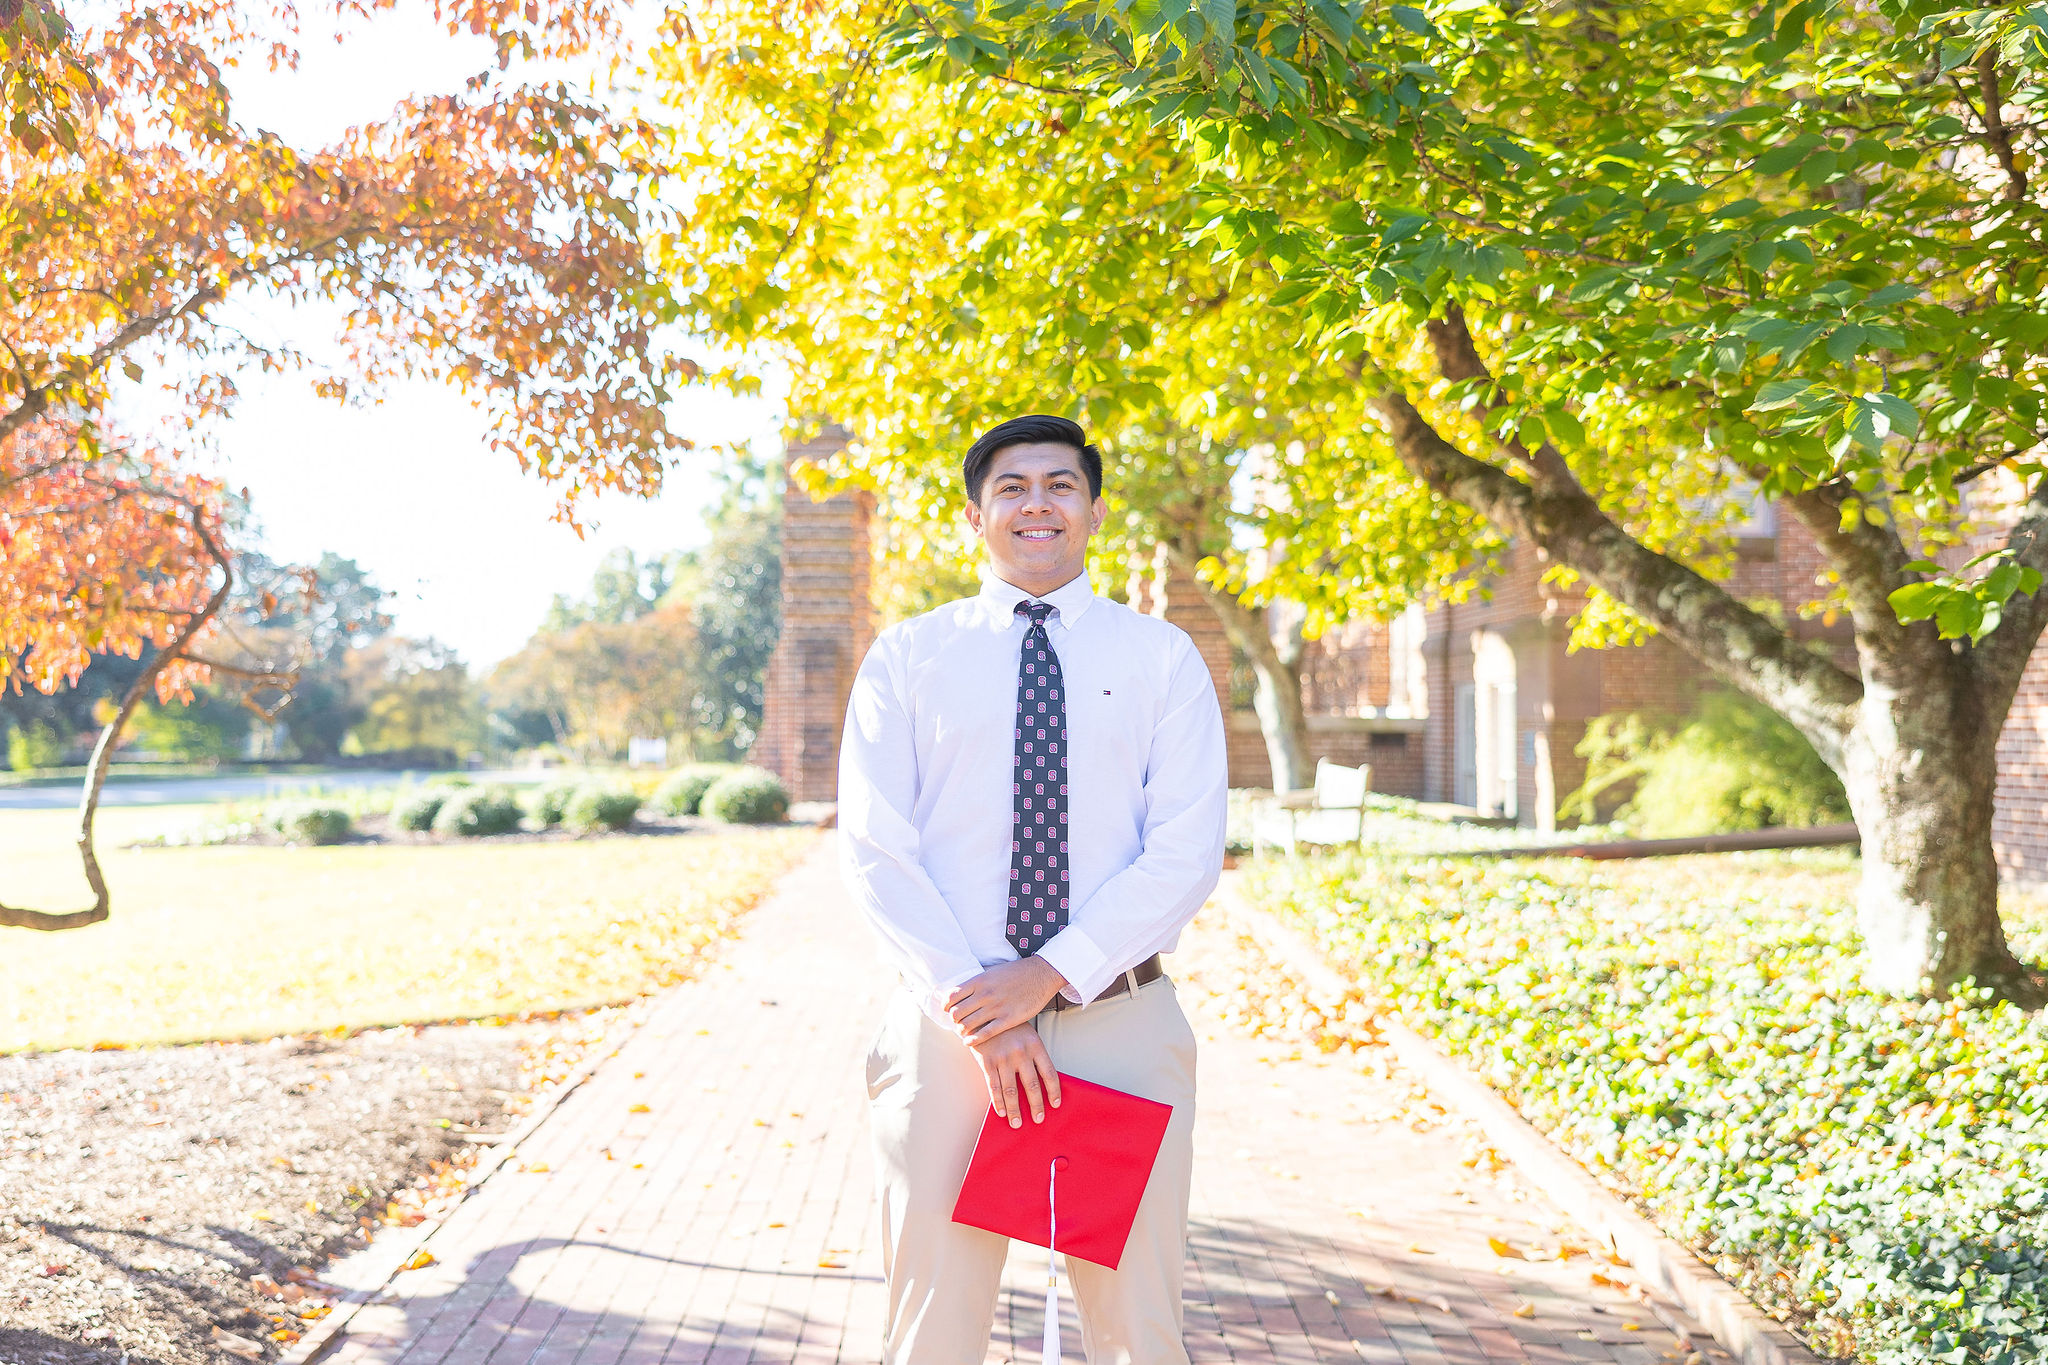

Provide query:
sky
left=120, top=7, right=784, bottom=669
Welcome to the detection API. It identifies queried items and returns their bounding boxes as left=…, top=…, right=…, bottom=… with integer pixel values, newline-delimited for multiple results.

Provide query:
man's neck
left=992, top=568, right=1087, bottom=600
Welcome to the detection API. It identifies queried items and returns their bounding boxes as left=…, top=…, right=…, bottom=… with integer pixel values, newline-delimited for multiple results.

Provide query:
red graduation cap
left=949, top=1072, right=1174, bottom=1272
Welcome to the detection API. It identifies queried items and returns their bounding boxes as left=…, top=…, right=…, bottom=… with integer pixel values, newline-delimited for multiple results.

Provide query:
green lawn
left=0, top=806, right=817, bottom=1053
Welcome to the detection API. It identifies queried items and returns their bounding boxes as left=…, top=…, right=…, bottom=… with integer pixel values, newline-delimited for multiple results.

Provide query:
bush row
left=377, top=766, right=788, bottom=839
left=1244, top=850, right=2048, bottom=1365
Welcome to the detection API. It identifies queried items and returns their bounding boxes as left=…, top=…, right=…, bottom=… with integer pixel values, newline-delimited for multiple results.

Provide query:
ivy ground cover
left=1244, top=847, right=2048, bottom=1364
left=0, top=806, right=816, bottom=1052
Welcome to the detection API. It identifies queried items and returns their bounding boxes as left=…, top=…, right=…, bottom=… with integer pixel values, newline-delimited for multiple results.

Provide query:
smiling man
left=839, top=413, right=1228, bottom=1364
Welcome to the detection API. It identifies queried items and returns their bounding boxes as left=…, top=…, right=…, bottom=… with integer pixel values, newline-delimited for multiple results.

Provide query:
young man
left=839, top=414, right=1229, bottom=1364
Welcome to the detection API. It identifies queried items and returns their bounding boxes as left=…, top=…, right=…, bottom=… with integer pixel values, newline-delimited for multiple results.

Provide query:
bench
left=1251, top=758, right=1372, bottom=855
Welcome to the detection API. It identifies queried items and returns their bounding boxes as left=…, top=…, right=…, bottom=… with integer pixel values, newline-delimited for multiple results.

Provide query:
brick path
left=317, top=842, right=1727, bottom=1365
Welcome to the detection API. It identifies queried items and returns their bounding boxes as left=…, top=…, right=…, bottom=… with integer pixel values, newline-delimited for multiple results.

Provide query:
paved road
left=313, top=842, right=1729, bottom=1365
left=0, top=769, right=537, bottom=810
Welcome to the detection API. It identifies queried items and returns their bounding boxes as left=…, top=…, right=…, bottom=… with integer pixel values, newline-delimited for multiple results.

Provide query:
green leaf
left=1888, top=582, right=1946, bottom=623
left=1750, top=379, right=1810, bottom=412
left=1198, top=0, right=1236, bottom=35
left=1826, top=324, right=1868, bottom=364
left=1391, top=5, right=1436, bottom=36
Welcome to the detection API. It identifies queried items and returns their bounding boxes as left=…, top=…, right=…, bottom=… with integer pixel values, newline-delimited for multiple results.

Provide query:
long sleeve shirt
left=837, top=569, right=1229, bottom=1023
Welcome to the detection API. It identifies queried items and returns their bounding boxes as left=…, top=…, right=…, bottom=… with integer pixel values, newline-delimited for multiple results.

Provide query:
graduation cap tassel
left=1044, top=1157, right=1062, bottom=1365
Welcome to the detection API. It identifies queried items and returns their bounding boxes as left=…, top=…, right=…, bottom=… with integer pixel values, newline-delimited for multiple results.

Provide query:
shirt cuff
left=1035, top=926, right=1110, bottom=1005
left=920, top=967, right=983, bottom=1029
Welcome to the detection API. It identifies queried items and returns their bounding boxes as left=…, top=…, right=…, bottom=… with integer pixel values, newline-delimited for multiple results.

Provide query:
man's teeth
left=1019, top=529, right=1059, bottom=539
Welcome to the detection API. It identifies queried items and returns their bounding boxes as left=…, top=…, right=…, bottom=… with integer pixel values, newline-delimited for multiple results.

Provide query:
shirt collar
left=977, top=569, right=1098, bottom=631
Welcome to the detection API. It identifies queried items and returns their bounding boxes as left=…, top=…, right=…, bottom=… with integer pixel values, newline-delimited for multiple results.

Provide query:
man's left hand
left=945, top=956, right=1069, bottom=1045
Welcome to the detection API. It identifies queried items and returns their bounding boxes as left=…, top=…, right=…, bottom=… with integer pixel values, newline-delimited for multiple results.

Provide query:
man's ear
left=1090, top=495, right=1108, bottom=532
left=963, top=498, right=985, bottom=534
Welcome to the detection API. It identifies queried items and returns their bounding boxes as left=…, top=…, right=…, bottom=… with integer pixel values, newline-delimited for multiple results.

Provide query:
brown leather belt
left=1045, top=953, right=1164, bottom=1011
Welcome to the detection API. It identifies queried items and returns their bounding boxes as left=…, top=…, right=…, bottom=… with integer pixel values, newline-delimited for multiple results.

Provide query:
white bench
left=1251, top=758, right=1372, bottom=854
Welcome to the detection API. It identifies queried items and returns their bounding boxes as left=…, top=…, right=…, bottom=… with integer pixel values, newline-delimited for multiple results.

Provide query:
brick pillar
left=753, top=429, right=875, bottom=804
left=1140, top=545, right=1234, bottom=710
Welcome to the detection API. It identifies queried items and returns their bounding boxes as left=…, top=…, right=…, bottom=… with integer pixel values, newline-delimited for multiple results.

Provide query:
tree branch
left=1370, top=382, right=1863, bottom=759
left=1774, top=482, right=1944, bottom=690
left=1424, top=304, right=1580, bottom=489
left=1976, top=48, right=2030, bottom=204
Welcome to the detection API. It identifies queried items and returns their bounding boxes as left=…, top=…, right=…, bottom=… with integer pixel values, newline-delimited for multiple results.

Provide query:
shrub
left=269, top=803, right=353, bottom=846
left=653, top=763, right=738, bottom=816
left=1246, top=848, right=2048, bottom=1365
left=526, top=780, right=583, bottom=828
left=425, top=773, right=474, bottom=789
left=7, top=720, right=66, bottom=772
left=392, top=789, right=448, bottom=832
left=564, top=783, right=641, bottom=833
left=1567, top=690, right=1850, bottom=836
left=700, top=766, right=788, bottom=825
left=430, top=785, right=523, bottom=837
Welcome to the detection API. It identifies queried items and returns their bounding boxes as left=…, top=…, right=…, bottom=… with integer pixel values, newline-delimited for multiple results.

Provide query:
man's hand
left=969, top=1022, right=1062, bottom=1127
left=945, top=956, right=1068, bottom=1046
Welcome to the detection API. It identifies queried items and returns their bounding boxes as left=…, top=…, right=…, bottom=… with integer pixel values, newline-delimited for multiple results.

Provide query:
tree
left=343, top=637, right=483, bottom=761
left=488, top=606, right=698, bottom=760
left=670, top=0, right=2048, bottom=1001
left=655, top=15, right=1378, bottom=787
left=0, top=420, right=241, bottom=930
left=3, top=0, right=691, bottom=933
left=3, top=0, right=687, bottom=498
left=662, top=450, right=783, bottom=756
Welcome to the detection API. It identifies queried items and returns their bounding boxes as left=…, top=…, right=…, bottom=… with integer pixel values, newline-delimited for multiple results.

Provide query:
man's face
left=963, top=442, right=1106, bottom=592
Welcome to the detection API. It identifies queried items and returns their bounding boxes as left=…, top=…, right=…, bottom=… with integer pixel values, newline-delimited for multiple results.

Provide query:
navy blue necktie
left=1008, top=600, right=1069, bottom=956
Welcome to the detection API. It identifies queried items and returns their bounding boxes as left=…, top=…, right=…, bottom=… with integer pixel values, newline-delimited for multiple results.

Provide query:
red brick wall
left=1226, top=715, right=1426, bottom=795
left=753, top=430, right=876, bottom=804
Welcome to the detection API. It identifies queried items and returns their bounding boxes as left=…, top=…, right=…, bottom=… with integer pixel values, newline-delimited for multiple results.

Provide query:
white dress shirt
left=838, top=569, right=1228, bottom=1023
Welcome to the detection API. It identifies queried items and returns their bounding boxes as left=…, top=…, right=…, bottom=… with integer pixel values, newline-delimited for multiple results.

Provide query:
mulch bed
left=0, top=1020, right=573, bottom=1364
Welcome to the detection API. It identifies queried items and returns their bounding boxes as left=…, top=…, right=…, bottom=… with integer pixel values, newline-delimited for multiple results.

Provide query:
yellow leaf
left=1487, top=1236, right=1523, bottom=1259
left=399, top=1250, right=436, bottom=1272
left=1513, top=1302, right=1537, bottom=1319
left=628, top=1103, right=651, bottom=1113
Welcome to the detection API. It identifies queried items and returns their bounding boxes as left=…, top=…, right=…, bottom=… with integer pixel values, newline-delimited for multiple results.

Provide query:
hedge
left=430, top=785, right=523, bottom=837
left=1244, top=849, right=2048, bottom=1365
left=564, top=783, right=641, bottom=833
left=654, top=763, right=738, bottom=816
left=392, top=790, right=447, bottom=832
left=700, top=766, right=788, bottom=825
left=269, top=803, right=353, bottom=846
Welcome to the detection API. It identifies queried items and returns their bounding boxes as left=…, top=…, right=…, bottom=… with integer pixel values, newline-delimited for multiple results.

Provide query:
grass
left=0, top=806, right=817, bottom=1053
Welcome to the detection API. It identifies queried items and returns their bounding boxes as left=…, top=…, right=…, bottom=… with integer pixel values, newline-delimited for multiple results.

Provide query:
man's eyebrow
left=992, top=466, right=1082, bottom=482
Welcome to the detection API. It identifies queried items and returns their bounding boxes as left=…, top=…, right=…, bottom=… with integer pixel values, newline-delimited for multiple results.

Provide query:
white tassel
left=1043, top=1158, right=1062, bottom=1365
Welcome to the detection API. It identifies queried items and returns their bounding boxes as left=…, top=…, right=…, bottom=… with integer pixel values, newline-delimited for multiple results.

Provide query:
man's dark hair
left=962, top=414, right=1104, bottom=504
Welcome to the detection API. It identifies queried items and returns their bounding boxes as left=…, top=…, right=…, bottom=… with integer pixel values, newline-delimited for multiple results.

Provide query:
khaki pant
left=864, top=982, right=1196, bottom=1365
left=864, top=975, right=1198, bottom=1365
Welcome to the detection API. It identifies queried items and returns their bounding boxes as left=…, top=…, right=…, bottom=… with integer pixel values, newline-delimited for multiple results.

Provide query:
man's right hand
left=968, top=1022, right=1062, bottom=1128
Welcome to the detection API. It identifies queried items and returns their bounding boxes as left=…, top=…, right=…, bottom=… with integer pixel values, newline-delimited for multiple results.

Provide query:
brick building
left=754, top=447, right=2048, bottom=881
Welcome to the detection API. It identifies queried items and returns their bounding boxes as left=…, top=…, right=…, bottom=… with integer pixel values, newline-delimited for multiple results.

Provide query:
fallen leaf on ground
left=212, top=1328, right=264, bottom=1359
left=399, top=1249, right=437, bottom=1271
left=1513, top=1302, right=1537, bottom=1319
left=628, top=1103, right=650, bottom=1113
left=1487, top=1236, right=1524, bottom=1259
left=1591, top=1270, right=1630, bottom=1290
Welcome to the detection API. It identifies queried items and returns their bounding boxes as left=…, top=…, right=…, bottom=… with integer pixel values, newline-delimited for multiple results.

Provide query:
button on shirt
left=838, top=571, right=1229, bottom=1021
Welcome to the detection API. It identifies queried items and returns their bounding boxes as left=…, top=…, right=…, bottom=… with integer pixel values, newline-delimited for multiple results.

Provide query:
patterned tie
left=1008, top=600, right=1069, bottom=956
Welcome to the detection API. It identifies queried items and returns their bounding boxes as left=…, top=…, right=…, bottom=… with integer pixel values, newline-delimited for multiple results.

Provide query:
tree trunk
left=1841, top=687, right=2041, bottom=1002
left=1175, top=557, right=1315, bottom=790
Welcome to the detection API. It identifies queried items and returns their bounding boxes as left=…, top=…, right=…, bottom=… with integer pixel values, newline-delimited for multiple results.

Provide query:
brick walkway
left=317, top=842, right=1727, bottom=1365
